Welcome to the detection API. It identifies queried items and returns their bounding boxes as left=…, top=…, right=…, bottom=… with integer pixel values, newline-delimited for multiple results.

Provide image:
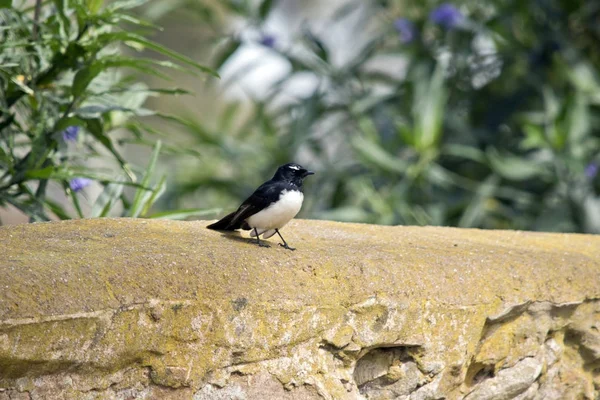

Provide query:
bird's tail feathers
left=206, top=212, right=240, bottom=231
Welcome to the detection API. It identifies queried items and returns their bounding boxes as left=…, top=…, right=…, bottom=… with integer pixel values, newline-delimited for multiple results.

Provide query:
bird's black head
left=272, top=163, right=314, bottom=186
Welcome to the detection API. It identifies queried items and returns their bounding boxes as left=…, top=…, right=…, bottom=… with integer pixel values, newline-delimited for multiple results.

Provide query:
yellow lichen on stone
left=0, top=218, right=599, bottom=399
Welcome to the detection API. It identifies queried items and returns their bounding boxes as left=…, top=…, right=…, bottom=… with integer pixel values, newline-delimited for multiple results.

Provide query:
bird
left=206, top=163, right=314, bottom=250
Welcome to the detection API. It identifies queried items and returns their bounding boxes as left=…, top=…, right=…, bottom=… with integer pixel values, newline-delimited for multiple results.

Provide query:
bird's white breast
left=246, top=189, right=304, bottom=230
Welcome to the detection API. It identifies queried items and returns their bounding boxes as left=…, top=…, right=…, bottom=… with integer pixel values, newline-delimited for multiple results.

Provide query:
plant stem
left=32, top=0, right=43, bottom=40
left=30, top=177, right=48, bottom=222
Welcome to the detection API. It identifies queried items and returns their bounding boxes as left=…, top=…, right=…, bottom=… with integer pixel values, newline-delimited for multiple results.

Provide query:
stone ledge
left=0, top=218, right=599, bottom=399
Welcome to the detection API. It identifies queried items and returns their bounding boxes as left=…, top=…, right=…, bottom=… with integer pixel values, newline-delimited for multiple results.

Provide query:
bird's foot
left=279, top=243, right=296, bottom=251
left=258, top=242, right=271, bottom=248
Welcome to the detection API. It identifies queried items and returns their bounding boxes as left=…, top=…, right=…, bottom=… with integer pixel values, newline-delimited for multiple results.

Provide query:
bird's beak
left=303, top=170, right=315, bottom=177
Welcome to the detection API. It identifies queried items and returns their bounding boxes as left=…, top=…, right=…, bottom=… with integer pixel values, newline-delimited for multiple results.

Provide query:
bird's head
left=273, top=163, right=314, bottom=186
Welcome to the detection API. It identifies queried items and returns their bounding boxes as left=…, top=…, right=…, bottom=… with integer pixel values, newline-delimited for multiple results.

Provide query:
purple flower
left=62, top=126, right=79, bottom=142
left=69, top=177, right=91, bottom=192
left=585, top=163, right=598, bottom=179
left=394, top=18, right=416, bottom=44
left=430, top=3, right=464, bottom=29
left=259, top=34, right=276, bottom=48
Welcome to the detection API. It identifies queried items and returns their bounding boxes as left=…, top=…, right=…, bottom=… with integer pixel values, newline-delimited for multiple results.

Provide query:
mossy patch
left=1, top=218, right=599, bottom=398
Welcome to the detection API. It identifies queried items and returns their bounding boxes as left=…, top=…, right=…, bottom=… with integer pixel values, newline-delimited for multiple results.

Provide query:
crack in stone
left=2, top=298, right=600, bottom=398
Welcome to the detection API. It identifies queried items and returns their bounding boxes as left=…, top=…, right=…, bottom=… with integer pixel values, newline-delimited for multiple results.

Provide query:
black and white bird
left=207, top=163, right=314, bottom=250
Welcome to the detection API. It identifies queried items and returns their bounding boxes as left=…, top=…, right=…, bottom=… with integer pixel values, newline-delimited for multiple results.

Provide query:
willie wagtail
left=207, top=163, right=314, bottom=250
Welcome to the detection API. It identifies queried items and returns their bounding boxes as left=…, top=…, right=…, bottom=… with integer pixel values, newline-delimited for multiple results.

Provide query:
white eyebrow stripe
left=289, top=165, right=300, bottom=170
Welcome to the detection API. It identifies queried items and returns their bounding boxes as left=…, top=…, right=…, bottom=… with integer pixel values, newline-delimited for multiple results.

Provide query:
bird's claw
left=279, top=243, right=296, bottom=251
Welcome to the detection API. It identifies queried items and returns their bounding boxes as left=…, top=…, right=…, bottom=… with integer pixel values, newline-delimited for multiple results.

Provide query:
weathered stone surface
left=0, top=218, right=599, bottom=399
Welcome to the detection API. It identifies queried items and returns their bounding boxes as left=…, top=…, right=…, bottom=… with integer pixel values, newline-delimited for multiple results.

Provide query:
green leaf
left=413, top=65, right=447, bottom=152
left=351, top=135, right=407, bottom=174
left=129, top=140, right=161, bottom=217
left=566, top=62, right=600, bottom=95
left=54, top=116, right=86, bottom=133
left=442, top=144, right=487, bottom=164
left=0, top=194, right=47, bottom=222
left=75, top=105, right=153, bottom=119
left=74, top=57, right=188, bottom=98
left=72, top=63, right=104, bottom=98
left=10, top=76, right=34, bottom=95
left=84, top=117, right=104, bottom=135
left=258, top=0, right=273, bottom=19
left=458, top=175, right=500, bottom=228
left=218, top=102, right=241, bottom=133
left=142, top=0, right=186, bottom=20
left=582, top=196, right=600, bottom=234
left=87, top=0, right=104, bottom=14
left=108, top=13, right=159, bottom=29
left=107, top=0, right=148, bottom=12
left=0, top=144, right=10, bottom=167
left=148, top=208, right=222, bottom=220
left=119, top=137, right=201, bottom=157
left=69, top=186, right=85, bottom=218
left=25, top=166, right=55, bottom=179
left=0, top=0, right=12, bottom=9
left=520, top=123, right=547, bottom=150
left=140, top=174, right=166, bottom=217
left=94, top=87, right=191, bottom=97
left=23, top=166, right=145, bottom=189
left=212, top=39, right=241, bottom=70
left=91, top=183, right=124, bottom=218
left=96, top=32, right=219, bottom=77
left=357, top=117, right=379, bottom=142
left=52, top=0, right=70, bottom=29
left=304, top=30, right=328, bottom=62
left=84, top=119, right=135, bottom=181
left=45, top=199, right=72, bottom=220
left=100, top=57, right=189, bottom=80
left=487, top=148, right=548, bottom=181
left=566, top=93, right=589, bottom=146
left=397, top=124, right=415, bottom=147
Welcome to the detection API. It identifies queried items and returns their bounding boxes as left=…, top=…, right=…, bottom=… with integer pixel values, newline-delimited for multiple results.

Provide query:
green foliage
left=158, top=0, right=600, bottom=233
left=0, top=0, right=217, bottom=222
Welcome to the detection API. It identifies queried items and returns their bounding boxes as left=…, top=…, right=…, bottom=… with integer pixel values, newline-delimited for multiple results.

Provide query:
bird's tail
left=206, top=212, right=239, bottom=231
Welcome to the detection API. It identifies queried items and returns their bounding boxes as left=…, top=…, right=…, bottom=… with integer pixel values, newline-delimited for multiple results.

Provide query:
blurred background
left=1, top=0, right=600, bottom=233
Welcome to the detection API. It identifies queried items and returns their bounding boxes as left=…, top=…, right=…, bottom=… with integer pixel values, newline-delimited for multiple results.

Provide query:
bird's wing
left=261, top=229, right=277, bottom=239
left=249, top=229, right=276, bottom=238
left=212, top=180, right=286, bottom=230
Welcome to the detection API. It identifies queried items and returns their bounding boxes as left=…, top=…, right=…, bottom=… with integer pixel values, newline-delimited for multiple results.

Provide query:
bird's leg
left=254, top=228, right=270, bottom=248
left=276, top=229, right=295, bottom=251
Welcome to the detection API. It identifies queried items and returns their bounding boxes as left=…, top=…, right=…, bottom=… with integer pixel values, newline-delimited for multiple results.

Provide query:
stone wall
left=0, top=218, right=599, bottom=399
